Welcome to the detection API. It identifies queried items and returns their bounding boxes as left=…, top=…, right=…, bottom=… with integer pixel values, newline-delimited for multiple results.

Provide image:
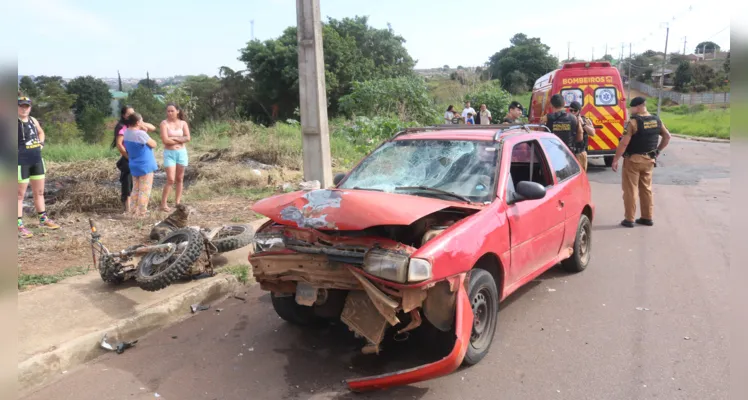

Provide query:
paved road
left=22, top=137, right=730, bottom=400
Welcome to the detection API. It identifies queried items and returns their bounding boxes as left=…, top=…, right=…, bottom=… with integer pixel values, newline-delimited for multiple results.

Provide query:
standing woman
left=17, top=95, right=59, bottom=238
left=112, top=105, right=156, bottom=212
left=159, top=103, right=190, bottom=212
left=123, top=112, right=159, bottom=218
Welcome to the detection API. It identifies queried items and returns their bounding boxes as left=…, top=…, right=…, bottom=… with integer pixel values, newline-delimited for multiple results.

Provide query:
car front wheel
left=561, top=214, right=592, bottom=273
left=462, top=269, right=499, bottom=366
left=271, top=292, right=322, bottom=326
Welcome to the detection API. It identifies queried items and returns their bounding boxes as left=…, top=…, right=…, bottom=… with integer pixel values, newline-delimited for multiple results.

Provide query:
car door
left=539, top=136, right=584, bottom=251
left=504, top=139, right=566, bottom=285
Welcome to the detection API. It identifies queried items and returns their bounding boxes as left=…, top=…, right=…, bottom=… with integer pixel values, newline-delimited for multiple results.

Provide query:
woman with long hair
left=123, top=112, right=159, bottom=218
left=159, top=103, right=191, bottom=212
left=112, top=105, right=155, bottom=212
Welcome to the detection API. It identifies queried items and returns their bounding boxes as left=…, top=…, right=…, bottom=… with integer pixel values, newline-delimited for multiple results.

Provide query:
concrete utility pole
left=657, top=24, right=670, bottom=116
left=296, top=0, right=333, bottom=187
left=627, top=43, right=632, bottom=102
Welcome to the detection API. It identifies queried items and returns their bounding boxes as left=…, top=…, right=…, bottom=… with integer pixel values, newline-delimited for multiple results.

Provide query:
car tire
left=561, top=214, right=592, bottom=273
left=604, top=155, right=614, bottom=167
left=462, top=269, right=499, bottom=366
left=271, top=292, right=322, bottom=326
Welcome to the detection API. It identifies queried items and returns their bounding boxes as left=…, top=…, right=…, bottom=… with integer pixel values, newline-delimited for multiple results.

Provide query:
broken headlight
left=253, top=231, right=285, bottom=253
left=363, top=250, right=433, bottom=284
left=407, top=258, right=432, bottom=282
left=363, top=249, right=409, bottom=283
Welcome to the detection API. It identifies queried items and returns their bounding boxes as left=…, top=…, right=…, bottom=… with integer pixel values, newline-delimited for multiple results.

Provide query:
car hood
left=252, top=189, right=484, bottom=231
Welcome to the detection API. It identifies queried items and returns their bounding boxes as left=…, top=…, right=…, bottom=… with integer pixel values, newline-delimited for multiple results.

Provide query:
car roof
left=391, top=125, right=554, bottom=142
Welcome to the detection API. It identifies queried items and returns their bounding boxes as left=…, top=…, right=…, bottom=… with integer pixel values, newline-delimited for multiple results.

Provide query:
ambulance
left=528, top=61, right=627, bottom=167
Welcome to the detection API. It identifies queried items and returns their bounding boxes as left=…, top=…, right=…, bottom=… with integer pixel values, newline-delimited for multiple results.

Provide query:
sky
left=6, top=0, right=732, bottom=79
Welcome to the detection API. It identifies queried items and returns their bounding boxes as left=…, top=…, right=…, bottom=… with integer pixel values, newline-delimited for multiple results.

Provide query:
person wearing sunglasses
left=17, top=96, right=60, bottom=238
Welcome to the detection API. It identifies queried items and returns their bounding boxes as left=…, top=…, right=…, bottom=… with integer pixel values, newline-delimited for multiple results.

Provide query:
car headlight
left=363, top=250, right=433, bottom=284
left=363, top=249, right=409, bottom=283
left=253, top=231, right=285, bottom=252
left=407, top=258, right=432, bottom=282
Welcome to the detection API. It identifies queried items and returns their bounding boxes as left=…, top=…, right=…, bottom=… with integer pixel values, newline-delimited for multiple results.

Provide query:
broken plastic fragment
left=116, top=340, right=138, bottom=354
left=191, top=304, right=210, bottom=313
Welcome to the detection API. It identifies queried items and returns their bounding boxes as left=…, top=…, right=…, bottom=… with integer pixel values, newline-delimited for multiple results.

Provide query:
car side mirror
left=333, top=173, right=346, bottom=186
left=513, top=181, right=546, bottom=202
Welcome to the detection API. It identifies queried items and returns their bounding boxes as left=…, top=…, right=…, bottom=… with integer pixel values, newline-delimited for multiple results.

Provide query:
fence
left=630, top=81, right=730, bottom=105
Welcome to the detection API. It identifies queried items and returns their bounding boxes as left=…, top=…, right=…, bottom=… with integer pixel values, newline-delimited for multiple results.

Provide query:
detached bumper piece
left=345, top=273, right=472, bottom=392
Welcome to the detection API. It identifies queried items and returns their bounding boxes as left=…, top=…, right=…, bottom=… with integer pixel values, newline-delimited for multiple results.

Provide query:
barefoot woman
left=159, top=103, right=190, bottom=212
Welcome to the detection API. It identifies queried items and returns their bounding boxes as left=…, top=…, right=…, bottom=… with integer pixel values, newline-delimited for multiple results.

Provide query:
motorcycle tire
left=210, top=224, right=255, bottom=254
left=135, top=228, right=203, bottom=292
left=98, top=254, right=125, bottom=285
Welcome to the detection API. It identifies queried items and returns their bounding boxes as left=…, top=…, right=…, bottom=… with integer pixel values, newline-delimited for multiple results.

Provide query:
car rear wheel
left=561, top=214, right=592, bottom=273
left=271, top=292, right=322, bottom=326
left=462, top=269, right=499, bottom=366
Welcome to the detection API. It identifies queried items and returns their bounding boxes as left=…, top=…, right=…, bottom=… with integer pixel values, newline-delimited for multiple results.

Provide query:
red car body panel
left=249, top=127, right=595, bottom=391
left=345, top=273, right=473, bottom=392
left=251, top=189, right=485, bottom=232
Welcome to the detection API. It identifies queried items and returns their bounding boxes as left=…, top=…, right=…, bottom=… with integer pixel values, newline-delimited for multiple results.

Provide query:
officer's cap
left=629, top=97, right=646, bottom=107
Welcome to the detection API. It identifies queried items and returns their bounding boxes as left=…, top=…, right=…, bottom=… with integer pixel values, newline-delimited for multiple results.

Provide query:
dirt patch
left=17, top=196, right=264, bottom=277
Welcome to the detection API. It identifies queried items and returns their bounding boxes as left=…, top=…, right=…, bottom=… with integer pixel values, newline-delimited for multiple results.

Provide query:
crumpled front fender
left=345, top=273, right=473, bottom=392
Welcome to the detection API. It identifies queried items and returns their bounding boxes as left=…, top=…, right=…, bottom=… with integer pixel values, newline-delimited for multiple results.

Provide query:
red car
left=249, top=124, right=594, bottom=391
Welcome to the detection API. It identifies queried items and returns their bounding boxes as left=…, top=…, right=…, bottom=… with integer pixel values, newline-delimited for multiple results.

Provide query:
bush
left=44, top=121, right=82, bottom=144
left=464, top=81, right=512, bottom=122
left=78, top=106, right=107, bottom=144
left=334, top=116, right=419, bottom=155
left=338, top=76, right=437, bottom=124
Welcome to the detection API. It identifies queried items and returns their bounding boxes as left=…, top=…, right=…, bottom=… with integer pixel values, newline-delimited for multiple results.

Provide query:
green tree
left=673, top=61, right=692, bottom=91
left=690, top=64, right=717, bottom=91
left=78, top=106, right=107, bottom=144
left=724, top=51, right=730, bottom=74
left=239, top=15, right=415, bottom=122
left=464, top=81, right=512, bottom=124
left=128, top=86, right=164, bottom=124
left=65, top=76, right=112, bottom=124
left=505, top=71, right=529, bottom=94
left=34, top=80, right=77, bottom=125
left=182, top=75, right=222, bottom=124
left=338, top=76, right=436, bottom=124
left=19, top=76, right=40, bottom=99
left=695, top=41, right=720, bottom=54
left=487, top=33, right=558, bottom=92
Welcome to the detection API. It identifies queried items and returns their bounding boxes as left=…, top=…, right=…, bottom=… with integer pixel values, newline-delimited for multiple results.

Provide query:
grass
left=659, top=108, right=730, bottom=139
left=18, top=266, right=89, bottom=290
left=221, top=265, right=250, bottom=284
left=511, top=92, right=532, bottom=108
left=44, top=141, right=119, bottom=162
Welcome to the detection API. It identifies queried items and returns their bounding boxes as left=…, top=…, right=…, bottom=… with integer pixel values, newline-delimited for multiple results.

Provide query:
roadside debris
left=100, top=334, right=138, bottom=354
left=216, top=308, right=224, bottom=313
left=547, top=288, right=556, bottom=292
left=299, top=180, right=321, bottom=191
left=684, top=336, right=691, bottom=340
left=233, top=295, right=247, bottom=301
left=191, top=304, right=210, bottom=313
left=635, top=307, right=651, bottom=311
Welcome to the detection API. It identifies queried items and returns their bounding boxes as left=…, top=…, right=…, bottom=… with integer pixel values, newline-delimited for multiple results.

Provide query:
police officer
left=502, top=101, right=524, bottom=124
left=611, top=97, right=671, bottom=228
left=568, top=101, right=596, bottom=172
left=543, top=94, right=583, bottom=153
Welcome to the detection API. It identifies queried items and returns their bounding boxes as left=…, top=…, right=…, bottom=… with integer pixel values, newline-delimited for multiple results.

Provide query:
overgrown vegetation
left=221, top=265, right=250, bottom=284
left=18, top=266, right=89, bottom=290
left=660, top=107, right=730, bottom=139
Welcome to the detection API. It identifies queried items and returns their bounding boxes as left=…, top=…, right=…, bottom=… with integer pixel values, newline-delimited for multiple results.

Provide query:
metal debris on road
left=100, top=334, right=138, bottom=354
left=684, top=336, right=691, bottom=340
left=635, top=307, right=651, bottom=311
left=190, top=304, right=210, bottom=313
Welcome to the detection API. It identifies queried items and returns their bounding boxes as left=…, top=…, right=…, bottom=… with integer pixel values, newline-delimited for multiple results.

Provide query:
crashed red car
left=249, top=124, right=595, bottom=391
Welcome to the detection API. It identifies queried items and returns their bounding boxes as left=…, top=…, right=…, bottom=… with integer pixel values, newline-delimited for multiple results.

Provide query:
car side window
left=506, top=140, right=553, bottom=202
left=539, top=137, right=581, bottom=183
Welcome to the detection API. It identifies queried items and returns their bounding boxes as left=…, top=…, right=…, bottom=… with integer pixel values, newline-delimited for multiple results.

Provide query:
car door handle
left=559, top=200, right=565, bottom=208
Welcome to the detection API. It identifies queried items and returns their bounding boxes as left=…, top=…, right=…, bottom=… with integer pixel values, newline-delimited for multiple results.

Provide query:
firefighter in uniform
left=568, top=101, right=595, bottom=172
left=543, top=94, right=583, bottom=154
left=611, top=97, right=671, bottom=228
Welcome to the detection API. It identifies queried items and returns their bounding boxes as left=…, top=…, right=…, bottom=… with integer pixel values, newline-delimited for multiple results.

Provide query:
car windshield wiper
left=352, top=187, right=384, bottom=192
left=395, top=186, right=471, bottom=203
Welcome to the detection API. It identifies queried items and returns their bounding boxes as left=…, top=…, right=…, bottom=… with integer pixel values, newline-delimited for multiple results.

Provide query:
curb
left=18, top=274, right=242, bottom=398
left=672, top=134, right=730, bottom=143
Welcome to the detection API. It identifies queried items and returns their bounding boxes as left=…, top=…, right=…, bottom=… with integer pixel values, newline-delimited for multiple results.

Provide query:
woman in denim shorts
left=159, top=103, right=191, bottom=212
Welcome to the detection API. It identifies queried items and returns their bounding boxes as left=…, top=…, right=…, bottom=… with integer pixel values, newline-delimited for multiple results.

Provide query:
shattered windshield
left=339, top=139, right=499, bottom=203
